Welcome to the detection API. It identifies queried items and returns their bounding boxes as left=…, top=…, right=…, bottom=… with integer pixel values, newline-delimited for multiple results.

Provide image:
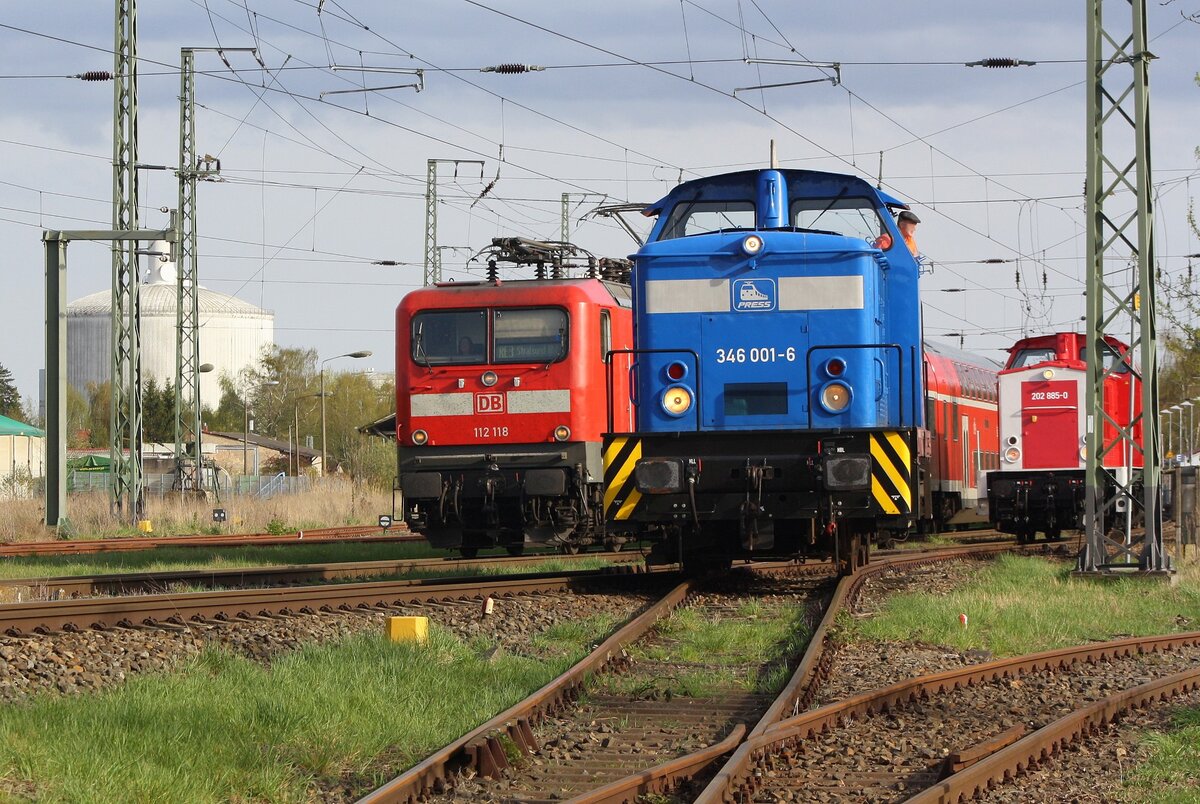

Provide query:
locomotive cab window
left=494, top=307, right=569, bottom=364
left=659, top=200, right=755, bottom=240
left=1079, top=344, right=1132, bottom=374
left=1009, top=347, right=1057, bottom=368
left=411, top=309, right=487, bottom=366
left=790, top=196, right=884, bottom=242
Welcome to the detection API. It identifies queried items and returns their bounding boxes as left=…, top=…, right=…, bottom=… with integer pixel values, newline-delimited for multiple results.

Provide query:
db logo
left=475, top=392, right=505, bottom=414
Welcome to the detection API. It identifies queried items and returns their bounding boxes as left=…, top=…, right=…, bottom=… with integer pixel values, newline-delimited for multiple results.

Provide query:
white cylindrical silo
left=67, top=248, right=274, bottom=409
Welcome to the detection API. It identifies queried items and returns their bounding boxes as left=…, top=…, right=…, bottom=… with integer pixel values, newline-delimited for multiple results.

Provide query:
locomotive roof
left=402, top=277, right=632, bottom=308
left=643, top=169, right=911, bottom=218
left=1005, top=331, right=1130, bottom=353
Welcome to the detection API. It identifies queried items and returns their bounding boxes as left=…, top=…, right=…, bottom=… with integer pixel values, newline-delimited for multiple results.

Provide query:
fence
left=67, top=471, right=311, bottom=499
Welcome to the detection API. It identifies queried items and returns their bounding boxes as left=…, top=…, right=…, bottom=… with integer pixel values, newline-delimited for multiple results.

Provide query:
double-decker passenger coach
left=603, top=168, right=925, bottom=572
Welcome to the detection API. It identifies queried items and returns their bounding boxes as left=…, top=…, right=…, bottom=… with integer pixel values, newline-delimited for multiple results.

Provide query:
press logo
left=732, top=278, right=776, bottom=312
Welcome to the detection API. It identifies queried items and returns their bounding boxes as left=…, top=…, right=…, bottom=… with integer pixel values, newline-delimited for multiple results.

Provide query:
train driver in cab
left=897, top=210, right=920, bottom=256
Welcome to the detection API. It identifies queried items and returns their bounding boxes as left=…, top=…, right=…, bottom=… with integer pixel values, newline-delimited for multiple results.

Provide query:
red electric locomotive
left=916, top=341, right=1001, bottom=534
left=396, top=239, right=634, bottom=556
left=986, top=332, right=1141, bottom=542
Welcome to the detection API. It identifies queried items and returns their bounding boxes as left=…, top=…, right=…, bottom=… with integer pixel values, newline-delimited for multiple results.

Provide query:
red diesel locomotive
left=396, top=239, right=634, bottom=556
left=986, top=332, right=1141, bottom=542
left=919, top=341, right=1001, bottom=533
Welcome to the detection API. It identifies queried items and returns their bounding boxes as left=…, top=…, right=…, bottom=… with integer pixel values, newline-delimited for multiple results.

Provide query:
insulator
left=486, top=259, right=499, bottom=282
left=75, top=71, right=113, bottom=81
left=966, top=58, right=1034, bottom=69
left=535, top=262, right=547, bottom=280
left=482, top=63, right=543, bottom=74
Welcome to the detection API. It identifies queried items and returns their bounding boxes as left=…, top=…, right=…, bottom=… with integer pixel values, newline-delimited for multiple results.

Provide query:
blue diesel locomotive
left=603, top=168, right=923, bottom=573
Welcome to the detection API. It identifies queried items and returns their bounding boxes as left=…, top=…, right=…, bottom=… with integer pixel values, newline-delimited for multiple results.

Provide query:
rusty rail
left=0, top=550, right=648, bottom=598
left=907, top=666, right=1200, bottom=803
left=583, top=542, right=1069, bottom=803
left=0, top=567, right=650, bottom=636
left=356, top=580, right=698, bottom=803
left=696, top=629, right=1200, bottom=802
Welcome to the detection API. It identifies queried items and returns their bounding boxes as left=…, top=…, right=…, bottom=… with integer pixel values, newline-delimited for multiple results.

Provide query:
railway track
left=0, top=550, right=648, bottom=600
left=0, top=565, right=653, bottom=637
left=357, top=542, right=1180, bottom=804
left=0, top=524, right=417, bottom=557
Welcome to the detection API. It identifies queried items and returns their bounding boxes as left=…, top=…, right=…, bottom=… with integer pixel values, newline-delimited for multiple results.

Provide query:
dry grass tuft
left=0, top=478, right=392, bottom=542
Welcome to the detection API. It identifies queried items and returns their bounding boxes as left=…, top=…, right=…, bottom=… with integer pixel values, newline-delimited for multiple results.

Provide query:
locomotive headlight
left=820, top=381, right=852, bottom=413
left=553, top=425, right=571, bottom=442
left=661, top=385, right=693, bottom=416
left=1042, top=369, right=1055, bottom=380
left=481, top=370, right=499, bottom=387
left=1003, top=445, right=1021, bottom=463
left=741, top=234, right=764, bottom=255
left=412, top=429, right=429, bottom=446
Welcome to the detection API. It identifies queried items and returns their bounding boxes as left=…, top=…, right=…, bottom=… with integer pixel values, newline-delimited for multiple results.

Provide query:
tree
left=142, top=378, right=175, bottom=444
left=0, top=363, right=21, bottom=420
left=86, top=381, right=111, bottom=448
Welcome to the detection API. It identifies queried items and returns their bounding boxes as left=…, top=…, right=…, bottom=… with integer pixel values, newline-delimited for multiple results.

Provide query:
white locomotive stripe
left=925, top=391, right=1001, bottom=412
left=644, top=279, right=730, bottom=313
left=778, top=276, right=864, bottom=310
left=410, top=392, right=473, bottom=417
left=507, top=389, right=571, bottom=413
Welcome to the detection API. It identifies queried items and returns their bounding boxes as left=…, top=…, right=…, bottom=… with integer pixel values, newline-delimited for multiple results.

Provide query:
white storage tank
left=67, top=243, right=274, bottom=406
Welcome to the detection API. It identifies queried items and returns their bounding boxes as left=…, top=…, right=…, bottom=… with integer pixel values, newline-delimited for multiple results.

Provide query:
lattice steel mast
left=1078, top=0, right=1169, bottom=573
left=111, top=0, right=143, bottom=520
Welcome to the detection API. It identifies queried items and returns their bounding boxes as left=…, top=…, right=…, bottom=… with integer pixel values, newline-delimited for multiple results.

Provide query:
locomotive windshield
left=659, top=201, right=755, bottom=240
left=655, top=195, right=887, bottom=241
left=790, top=196, right=885, bottom=241
left=410, top=307, right=568, bottom=366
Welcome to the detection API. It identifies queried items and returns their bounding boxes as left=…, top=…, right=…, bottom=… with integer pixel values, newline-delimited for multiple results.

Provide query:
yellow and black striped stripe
left=869, top=431, right=912, bottom=515
left=603, top=436, right=643, bottom=521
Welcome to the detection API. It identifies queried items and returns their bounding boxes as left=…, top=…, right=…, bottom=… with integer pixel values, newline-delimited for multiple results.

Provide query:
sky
left=1, top=0, right=1197, bottom=407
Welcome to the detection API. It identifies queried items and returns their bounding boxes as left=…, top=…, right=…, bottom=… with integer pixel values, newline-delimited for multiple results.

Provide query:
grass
left=1123, top=706, right=1200, bottom=802
left=0, top=627, right=586, bottom=803
left=0, top=480, right=390, bottom=542
left=0, top=538, right=620, bottom=582
left=841, top=554, right=1200, bottom=657
left=841, top=553, right=1200, bottom=801
left=598, top=601, right=812, bottom=697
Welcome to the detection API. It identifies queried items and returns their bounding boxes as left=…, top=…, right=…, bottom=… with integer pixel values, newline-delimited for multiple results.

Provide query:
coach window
left=411, top=309, right=487, bottom=366
left=494, top=307, right=569, bottom=364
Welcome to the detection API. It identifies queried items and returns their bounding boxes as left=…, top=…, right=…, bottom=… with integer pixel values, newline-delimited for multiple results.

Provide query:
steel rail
left=357, top=579, right=699, bottom=804
left=572, top=541, right=1064, bottom=803
left=906, top=665, right=1200, bottom=803
left=0, top=525, right=415, bottom=557
left=0, top=550, right=648, bottom=598
left=0, top=568, right=651, bottom=636
left=697, top=629, right=1200, bottom=802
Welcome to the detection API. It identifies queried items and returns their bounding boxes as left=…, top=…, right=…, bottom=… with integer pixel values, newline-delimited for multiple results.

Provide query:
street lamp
left=320, top=350, right=372, bottom=477
left=1162, top=408, right=1174, bottom=460
left=242, top=379, right=279, bottom=477
left=1171, top=405, right=1184, bottom=466
left=292, top=391, right=329, bottom=476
